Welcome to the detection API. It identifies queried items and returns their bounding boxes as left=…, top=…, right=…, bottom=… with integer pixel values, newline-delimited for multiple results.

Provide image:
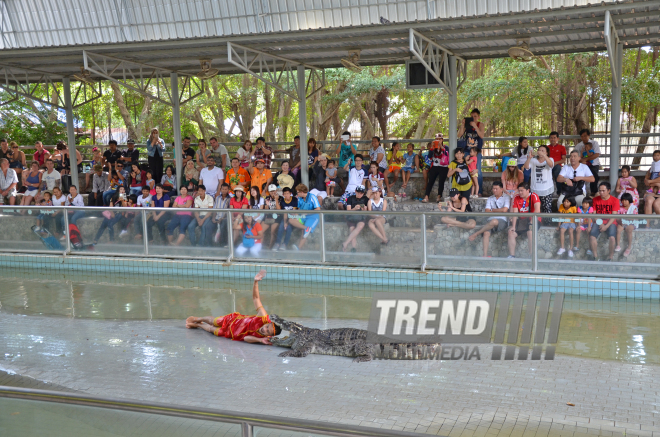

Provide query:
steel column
left=532, top=216, right=538, bottom=272
left=171, top=72, right=183, bottom=194
left=142, top=209, right=149, bottom=255
left=297, top=65, right=308, bottom=186
left=62, top=77, right=79, bottom=190
left=63, top=209, right=72, bottom=254
left=448, top=56, right=458, bottom=156
left=226, top=212, right=234, bottom=263
left=421, top=213, right=427, bottom=271
left=319, top=213, right=326, bottom=262
left=609, top=42, right=623, bottom=188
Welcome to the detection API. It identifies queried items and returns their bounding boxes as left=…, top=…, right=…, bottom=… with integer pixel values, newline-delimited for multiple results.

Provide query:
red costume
left=212, top=312, right=271, bottom=341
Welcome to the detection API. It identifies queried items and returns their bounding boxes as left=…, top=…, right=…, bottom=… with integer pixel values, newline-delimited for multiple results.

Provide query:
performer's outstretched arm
left=253, top=269, right=267, bottom=317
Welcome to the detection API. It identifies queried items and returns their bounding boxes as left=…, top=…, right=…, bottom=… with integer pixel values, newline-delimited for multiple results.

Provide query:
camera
left=119, top=193, right=126, bottom=200
left=341, top=134, right=350, bottom=141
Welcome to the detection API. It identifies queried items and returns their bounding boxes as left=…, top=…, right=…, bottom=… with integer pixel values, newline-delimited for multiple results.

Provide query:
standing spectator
left=556, top=196, right=577, bottom=258
left=225, top=157, right=251, bottom=192
left=524, top=145, right=555, bottom=213
left=447, top=148, right=473, bottom=198
left=589, top=182, right=620, bottom=261
left=252, top=137, right=273, bottom=169
left=415, top=142, right=431, bottom=194
left=85, top=147, right=104, bottom=192
left=285, top=136, right=302, bottom=183
left=33, top=141, right=51, bottom=168
left=507, top=182, right=541, bottom=259
left=466, top=147, right=479, bottom=199
left=401, top=143, right=416, bottom=190
left=61, top=142, right=83, bottom=176
left=546, top=131, right=567, bottom=187
left=187, top=184, right=215, bottom=247
left=180, top=137, right=196, bottom=168
left=385, top=142, right=403, bottom=195
left=195, top=139, right=211, bottom=171
left=0, top=158, right=18, bottom=205
left=128, top=163, right=146, bottom=196
left=236, top=139, right=253, bottom=170
left=146, top=128, right=166, bottom=185
left=273, top=161, right=295, bottom=191
left=457, top=108, right=485, bottom=195
left=272, top=187, right=298, bottom=251
left=289, top=184, right=321, bottom=250
left=234, top=213, right=264, bottom=257
left=422, top=136, right=449, bottom=203
left=341, top=185, right=369, bottom=252
left=439, top=188, right=476, bottom=230
left=557, top=150, right=595, bottom=206
left=102, top=140, right=123, bottom=169
left=167, top=186, right=194, bottom=246
left=367, top=187, right=388, bottom=244
left=119, top=139, right=139, bottom=167
left=145, top=184, right=171, bottom=243
left=335, top=131, right=357, bottom=176
left=250, top=158, right=272, bottom=196
left=307, top=138, right=319, bottom=172
left=642, top=150, right=660, bottom=224
left=499, top=137, right=532, bottom=183
left=575, top=129, right=601, bottom=195
left=212, top=183, right=232, bottom=245
left=20, top=161, right=42, bottom=208
left=182, top=160, right=200, bottom=193
left=36, top=159, right=61, bottom=203
left=501, top=158, right=524, bottom=198
left=51, top=143, right=65, bottom=173
left=0, top=138, right=9, bottom=161
left=199, top=156, right=224, bottom=198
left=615, top=165, right=639, bottom=207
left=64, top=185, right=85, bottom=226
left=209, top=137, right=229, bottom=170
left=8, top=142, right=26, bottom=187
left=616, top=192, right=638, bottom=257
left=468, top=181, right=510, bottom=257
left=161, top=165, right=177, bottom=197
left=337, top=154, right=367, bottom=210
left=369, top=136, right=388, bottom=182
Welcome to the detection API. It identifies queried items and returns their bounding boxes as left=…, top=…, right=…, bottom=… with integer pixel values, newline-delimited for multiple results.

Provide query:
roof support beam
left=604, top=11, right=621, bottom=88
left=82, top=51, right=203, bottom=107
left=409, top=29, right=466, bottom=95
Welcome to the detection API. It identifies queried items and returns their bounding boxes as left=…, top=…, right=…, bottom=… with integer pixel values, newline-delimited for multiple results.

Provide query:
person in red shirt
left=185, top=269, right=281, bottom=343
left=589, top=181, right=620, bottom=261
left=546, top=131, right=567, bottom=186
left=507, top=182, right=541, bottom=259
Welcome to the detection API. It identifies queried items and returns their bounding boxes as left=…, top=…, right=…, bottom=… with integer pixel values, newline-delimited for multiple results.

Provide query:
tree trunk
left=374, top=86, right=390, bottom=139
left=264, top=85, right=277, bottom=142
left=632, top=46, right=659, bottom=169
left=110, top=82, right=139, bottom=140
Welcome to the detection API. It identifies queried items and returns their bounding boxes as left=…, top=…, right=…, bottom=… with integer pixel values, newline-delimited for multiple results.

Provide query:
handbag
left=242, top=225, right=256, bottom=248
left=562, top=180, right=585, bottom=197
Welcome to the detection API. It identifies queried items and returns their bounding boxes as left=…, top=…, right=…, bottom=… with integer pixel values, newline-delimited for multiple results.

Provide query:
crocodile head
left=269, top=314, right=305, bottom=333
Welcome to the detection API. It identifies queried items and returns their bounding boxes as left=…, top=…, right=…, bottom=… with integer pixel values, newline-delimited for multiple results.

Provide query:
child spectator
left=337, top=154, right=367, bottom=210
left=145, top=170, right=156, bottom=196
left=325, top=160, right=338, bottom=196
left=34, top=191, right=54, bottom=232
left=501, top=159, right=524, bottom=198
left=249, top=185, right=268, bottom=237
left=235, top=213, right=263, bottom=257
left=385, top=142, right=403, bottom=195
left=575, top=196, right=594, bottom=254
left=616, top=192, right=638, bottom=257
left=401, top=143, right=416, bottom=190
left=467, top=147, right=479, bottom=199
left=366, top=161, right=385, bottom=199
left=182, top=160, right=200, bottom=193
left=615, top=165, right=639, bottom=207
left=556, top=196, right=577, bottom=258
left=643, top=150, right=660, bottom=224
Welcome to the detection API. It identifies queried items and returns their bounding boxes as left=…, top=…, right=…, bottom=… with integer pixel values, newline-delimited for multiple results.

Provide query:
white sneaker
left=119, top=230, right=128, bottom=237
left=557, top=248, right=566, bottom=255
left=568, top=250, right=574, bottom=258
left=33, top=226, right=41, bottom=232
left=292, top=244, right=299, bottom=251
left=586, top=249, right=593, bottom=256
left=507, top=255, right=515, bottom=259
left=272, top=244, right=280, bottom=252
left=572, top=246, right=578, bottom=252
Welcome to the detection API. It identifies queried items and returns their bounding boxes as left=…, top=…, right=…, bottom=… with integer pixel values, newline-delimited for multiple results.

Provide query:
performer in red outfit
left=185, top=270, right=281, bottom=344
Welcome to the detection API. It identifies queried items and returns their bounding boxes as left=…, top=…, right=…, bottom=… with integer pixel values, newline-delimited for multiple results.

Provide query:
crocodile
left=269, top=314, right=440, bottom=362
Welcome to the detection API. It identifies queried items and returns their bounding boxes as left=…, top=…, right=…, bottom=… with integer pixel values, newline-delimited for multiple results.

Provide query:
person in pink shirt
left=466, top=146, right=480, bottom=198
left=166, top=186, right=193, bottom=246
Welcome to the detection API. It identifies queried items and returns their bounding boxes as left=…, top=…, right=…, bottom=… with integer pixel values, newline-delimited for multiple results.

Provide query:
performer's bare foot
left=186, top=316, right=203, bottom=329
left=254, top=269, right=267, bottom=282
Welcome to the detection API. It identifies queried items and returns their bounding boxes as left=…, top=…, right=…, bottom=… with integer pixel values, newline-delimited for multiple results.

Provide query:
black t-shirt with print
left=104, top=149, right=123, bottom=164
left=346, top=194, right=369, bottom=222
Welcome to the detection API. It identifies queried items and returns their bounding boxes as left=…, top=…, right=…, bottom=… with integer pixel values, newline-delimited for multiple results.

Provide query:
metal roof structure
left=0, top=0, right=659, bottom=79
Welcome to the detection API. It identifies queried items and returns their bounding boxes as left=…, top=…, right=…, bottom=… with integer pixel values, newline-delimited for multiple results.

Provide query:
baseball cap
left=506, top=159, right=517, bottom=167
left=254, top=158, right=265, bottom=163
left=268, top=184, right=277, bottom=192
left=127, top=138, right=135, bottom=144
left=371, top=186, right=379, bottom=192
left=355, top=185, right=366, bottom=193
left=449, top=188, right=459, bottom=197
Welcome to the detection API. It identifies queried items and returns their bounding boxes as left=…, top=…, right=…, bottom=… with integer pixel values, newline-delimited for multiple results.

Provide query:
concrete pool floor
left=2, top=312, right=659, bottom=437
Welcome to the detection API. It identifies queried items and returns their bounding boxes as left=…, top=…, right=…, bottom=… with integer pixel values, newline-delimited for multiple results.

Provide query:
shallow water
left=0, top=276, right=658, bottom=364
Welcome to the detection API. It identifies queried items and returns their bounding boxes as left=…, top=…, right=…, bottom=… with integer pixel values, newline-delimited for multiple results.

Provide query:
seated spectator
left=212, top=183, right=232, bottom=245
left=401, top=143, right=416, bottom=190
left=368, top=136, right=388, bottom=187
left=33, top=141, right=51, bottom=169
left=447, top=149, right=473, bottom=198
left=643, top=150, right=660, bottom=226
left=64, top=185, right=85, bottom=228
left=252, top=137, right=273, bottom=170
left=273, top=160, right=295, bottom=191
left=196, top=139, right=211, bottom=171
left=230, top=186, right=249, bottom=243
left=145, top=184, right=171, bottom=243
left=342, top=185, right=369, bottom=252
left=322, top=158, right=341, bottom=197
left=575, top=129, right=601, bottom=195
left=589, top=182, right=620, bottom=261
left=7, top=142, right=26, bottom=188
left=272, top=187, right=298, bottom=251
left=187, top=184, right=215, bottom=247
left=0, top=158, right=18, bottom=205
left=167, top=186, right=193, bottom=246
left=309, top=156, right=329, bottom=205
left=85, top=147, right=103, bottom=193
left=250, top=158, right=272, bottom=196
left=385, top=142, right=403, bottom=194
left=50, top=186, right=67, bottom=237
left=575, top=197, right=594, bottom=255
left=616, top=192, right=638, bottom=257
left=103, top=165, right=123, bottom=206
left=128, top=163, right=146, bottom=197
left=88, top=165, right=109, bottom=207
left=52, top=142, right=66, bottom=173
left=507, top=182, right=541, bottom=259
left=501, top=159, right=524, bottom=198
left=248, top=185, right=269, bottom=237
left=283, top=136, right=302, bottom=182
left=161, top=165, right=177, bottom=197
left=34, top=190, right=54, bottom=232
left=556, top=196, right=577, bottom=258
left=93, top=187, right=129, bottom=245
left=524, top=145, right=554, bottom=213
left=289, top=184, right=320, bottom=250
left=35, top=159, right=61, bottom=203
left=235, top=139, right=252, bottom=171
left=415, top=142, right=431, bottom=194
left=133, top=186, right=152, bottom=239
left=307, top=138, right=319, bottom=173
left=145, top=170, right=156, bottom=196
left=366, top=161, right=385, bottom=199
left=61, top=142, right=82, bottom=176
left=120, top=138, right=140, bottom=167
left=20, top=161, right=42, bottom=208
left=367, top=187, right=388, bottom=244
left=225, top=157, right=251, bottom=192
left=209, top=137, right=229, bottom=170
left=182, top=160, right=200, bottom=194
left=439, top=188, right=476, bottom=230
left=199, top=156, right=223, bottom=198
left=234, top=213, right=263, bottom=257
left=557, top=150, right=595, bottom=206
left=337, top=154, right=367, bottom=210
left=180, top=137, right=196, bottom=169
left=499, top=136, right=533, bottom=184
left=615, top=165, right=639, bottom=207
left=468, top=181, right=510, bottom=257
left=264, top=184, right=281, bottom=249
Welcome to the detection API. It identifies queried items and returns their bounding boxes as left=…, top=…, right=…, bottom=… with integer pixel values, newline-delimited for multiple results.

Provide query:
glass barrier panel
left=254, top=426, right=326, bottom=437
left=0, top=397, right=242, bottom=437
left=426, top=213, right=533, bottom=272
left=536, top=214, right=660, bottom=277
left=0, top=206, right=65, bottom=253
left=67, top=207, right=146, bottom=256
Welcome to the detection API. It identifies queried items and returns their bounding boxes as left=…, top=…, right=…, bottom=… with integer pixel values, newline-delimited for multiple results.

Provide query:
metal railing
left=0, top=386, right=424, bottom=437
left=1, top=205, right=658, bottom=280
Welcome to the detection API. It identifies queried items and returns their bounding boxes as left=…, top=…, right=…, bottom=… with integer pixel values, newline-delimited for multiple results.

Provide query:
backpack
left=242, top=225, right=256, bottom=248
left=68, top=223, right=85, bottom=250
left=454, top=162, right=471, bottom=185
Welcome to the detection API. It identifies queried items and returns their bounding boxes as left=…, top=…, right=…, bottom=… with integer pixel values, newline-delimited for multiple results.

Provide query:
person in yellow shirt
left=225, top=157, right=251, bottom=191
left=447, top=148, right=473, bottom=197
left=385, top=142, right=404, bottom=194
left=250, top=159, right=273, bottom=195
left=557, top=196, right=577, bottom=258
